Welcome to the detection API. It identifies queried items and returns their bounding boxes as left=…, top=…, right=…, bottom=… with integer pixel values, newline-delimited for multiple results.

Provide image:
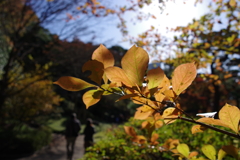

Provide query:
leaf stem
left=165, top=116, right=240, bottom=139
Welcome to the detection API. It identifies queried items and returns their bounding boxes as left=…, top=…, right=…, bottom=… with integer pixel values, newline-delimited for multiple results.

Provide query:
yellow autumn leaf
left=172, top=62, right=197, bottom=95
left=82, top=60, right=104, bottom=85
left=134, top=106, right=154, bottom=120
left=218, top=149, right=226, bottom=160
left=83, top=89, right=103, bottom=109
left=92, top=44, right=115, bottom=83
left=150, top=133, right=159, bottom=144
left=53, top=76, right=97, bottom=91
left=121, top=45, right=149, bottom=87
left=146, top=67, right=164, bottom=90
left=124, top=126, right=137, bottom=137
left=158, top=75, right=170, bottom=92
left=104, top=66, right=134, bottom=87
left=191, top=125, right=208, bottom=134
left=201, top=145, right=216, bottom=160
left=219, top=103, right=240, bottom=134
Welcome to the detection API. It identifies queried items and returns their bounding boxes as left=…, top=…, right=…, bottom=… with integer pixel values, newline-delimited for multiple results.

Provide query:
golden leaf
left=83, top=89, right=103, bottom=109
left=104, top=66, right=133, bottom=87
left=188, top=151, right=198, bottom=159
left=134, top=106, right=154, bottom=120
left=124, top=126, right=137, bottom=137
left=172, top=62, right=197, bottom=95
left=121, top=45, right=149, bottom=86
left=219, top=103, right=240, bottom=134
left=191, top=125, right=207, bottom=134
left=53, top=76, right=96, bottom=91
left=92, top=44, right=115, bottom=83
left=146, top=67, right=164, bottom=90
left=82, top=60, right=104, bottom=85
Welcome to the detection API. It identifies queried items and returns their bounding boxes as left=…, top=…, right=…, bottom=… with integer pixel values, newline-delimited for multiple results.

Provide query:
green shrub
left=79, top=118, right=238, bottom=160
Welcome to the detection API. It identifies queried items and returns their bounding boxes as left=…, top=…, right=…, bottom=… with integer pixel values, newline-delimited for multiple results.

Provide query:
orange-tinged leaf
left=132, top=135, right=146, bottom=144
left=92, top=44, right=114, bottom=68
left=104, top=66, right=133, bottom=87
left=177, top=143, right=190, bottom=158
left=121, top=45, right=149, bottom=86
left=82, top=60, right=104, bottom=85
left=117, top=93, right=138, bottom=101
left=218, top=149, right=226, bottom=160
left=164, top=89, right=175, bottom=99
left=83, top=89, right=103, bottom=109
left=158, top=75, right=170, bottom=92
left=154, top=90, right=165, bottom=105
left=141, top=121, right=150, bottom=129
left=201, top=145, right=216, bottom=160
left=124, top=126, right=137, bottom=137
left=172, top=62, right=197, bottom=95
left=197, top=118, right=229, bottom=128
left=92, top=44, right=114, bottom=83
left=219, top=103, right=240, bottom=134
left=162, top=107, right=176, bottom=117
left=191, top=125, right=207, bottom=134
left=134, top=106, right=154, bottom=120
left=222, top=145, right=239, bottom=159
left=150, top=133, right=159, bottom=143
left=169, top=139, right=180, bottom=150
left=147, top=67, right=164, bottom=90
left=188, top=151, right=198, bottom=159
left=164, top=115, right=178, bottom=124
left=155, top=120, right=164, bottom=129
left=54, top=76, right=96, bottom=91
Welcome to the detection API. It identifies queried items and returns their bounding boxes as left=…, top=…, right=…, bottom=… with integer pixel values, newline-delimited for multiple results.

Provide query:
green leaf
left=218, top=149, right=226, bottom=160
left=201, top=145, right=216, bottom=160
left=53, top=76, right=97, bottom=91
left=121, top=45, right=149, bottom=86
left=177, top=143, right=190, bottom=158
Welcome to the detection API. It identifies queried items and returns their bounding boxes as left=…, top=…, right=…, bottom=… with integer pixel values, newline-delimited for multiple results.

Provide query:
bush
left=79, top=118, right=238, bottom=160
left=0, top=124, right=52, bottom=159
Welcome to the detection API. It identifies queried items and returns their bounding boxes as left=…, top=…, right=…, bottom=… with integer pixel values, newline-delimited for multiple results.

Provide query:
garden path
left=17, top=134, right=84, bottom=160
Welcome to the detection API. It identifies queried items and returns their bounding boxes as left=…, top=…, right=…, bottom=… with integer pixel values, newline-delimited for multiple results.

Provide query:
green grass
left=47, top=117, right=67, bottom=132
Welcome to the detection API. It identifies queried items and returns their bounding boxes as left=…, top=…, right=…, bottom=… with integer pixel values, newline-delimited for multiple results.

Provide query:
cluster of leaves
left=80, top=118, right=238, bottom=160
left=55, top=44, right=239, bottom=159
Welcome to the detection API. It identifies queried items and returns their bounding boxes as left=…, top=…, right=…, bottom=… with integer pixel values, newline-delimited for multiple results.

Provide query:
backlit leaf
left=158, top=75, right=170, bottom=92
left=172, top=62, right=197, bottom=95
left=134, top=106, right=154, bottom=120
left=162, top=107, right=176, bottom=117
left=124, top=126, right=137, bottom=137
left=54, top=76, right=97, bottom=91
left=219, top=103, right=240, bottom=134
left=146, top=67, right=164, bottom=90
left=83, top=89, right=103, bottom=109
left=92, top=44, right=114, bottom=68
left=222, top=145, right=239, bottom=159
left=92, top=44, right=114, bottom=83
left=201, top=145, right=216, bottom=160
left=155, top=120, right=164, bottom=129
left=82, top=60, right=104, bottom=85
left=150, top=133, right=159, bottom=144
left=177, top=143, right=189, bottom=158
left=191, top=125, right=207, bottom=134
left=197, top=118, right=230, bottom=129
left=132, top=135, right=146, bottom=144
left=188, top=151, right=198, bottom=159
left=121, top=45, right=149, bottom=86
left=218, top=149, right=226, bottom=160
left=104, top=66, right=134, bottom=87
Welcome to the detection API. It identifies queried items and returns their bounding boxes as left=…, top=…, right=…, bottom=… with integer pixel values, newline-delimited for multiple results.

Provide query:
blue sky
left=43, top=0, right=210, bottom=49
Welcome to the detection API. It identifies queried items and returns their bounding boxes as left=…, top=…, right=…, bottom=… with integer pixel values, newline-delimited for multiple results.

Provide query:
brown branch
left=165, top=116, right=240, bottom=139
